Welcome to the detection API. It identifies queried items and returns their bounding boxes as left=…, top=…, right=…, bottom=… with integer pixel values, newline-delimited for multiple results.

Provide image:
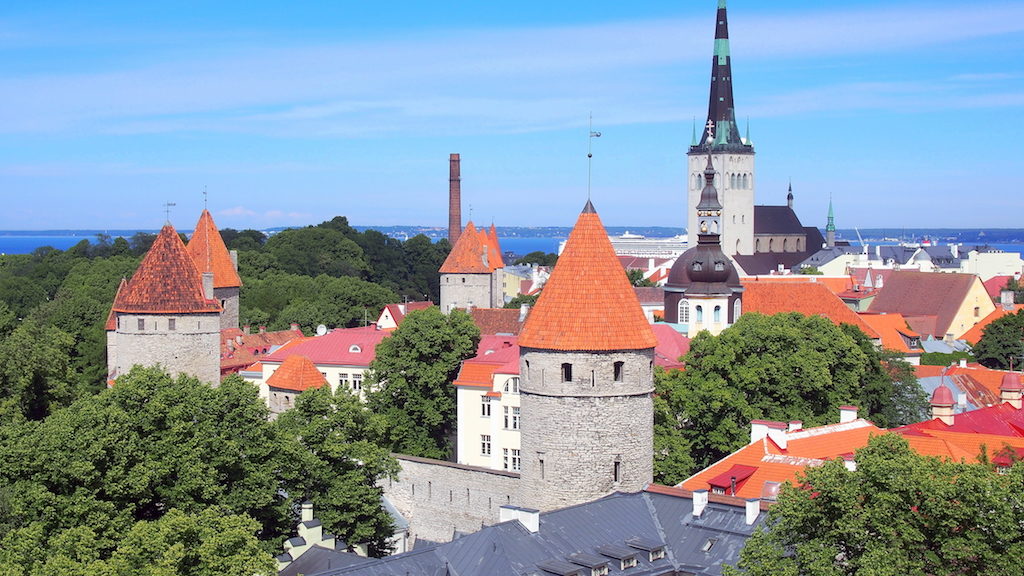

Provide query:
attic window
left=714, top=261, right=725, bottom=271
left=702, top=538, right=718, bottom=553
left=692, top=261, right=703, bottom=272
left=349, top=345, right=361, bottom=353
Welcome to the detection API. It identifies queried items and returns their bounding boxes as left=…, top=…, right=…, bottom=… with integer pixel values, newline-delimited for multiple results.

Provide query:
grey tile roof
left=753, top=206, right=805, bottom=235
left=300, top=490, right=765, bottom=576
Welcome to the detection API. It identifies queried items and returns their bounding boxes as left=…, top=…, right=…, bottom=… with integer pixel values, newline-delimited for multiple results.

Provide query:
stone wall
left=519, top=348, right=654, bottom=511
left=688, top=151, right=755, bottom=256
left=440, top=273, right=492, bottom=314
left=215, top=286, right=240, bottom=330
left=110, top=312, right=221, bottom=385
left=382, top=455, right=522, bottom=545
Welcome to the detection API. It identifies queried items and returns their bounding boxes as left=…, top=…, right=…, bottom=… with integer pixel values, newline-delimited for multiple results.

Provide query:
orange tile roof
left=186, top=210, right=242, bottom=289
left=220, top=327, right=305, bottom=374
left=745, top=275, right=852, bottom=295
left=105, top=278, right=127, bottom=331
left=741, top=281, right=880, bottom=339
left=858, top=313, right=922, bottom=354
left=439, top=222, right=501, bottom=274
left=868, top=270, right=986, bottom=339
left=265, top=354, right=327, bottom=392
left=961, top=305, right=1024, bottom=345
left=519, top=202, right=657, bottom=351
left=486, top=224, right=506, bottom=269
left=467, top=307, right=524, bottom=335
left=113, top=224, right=222, bottom=315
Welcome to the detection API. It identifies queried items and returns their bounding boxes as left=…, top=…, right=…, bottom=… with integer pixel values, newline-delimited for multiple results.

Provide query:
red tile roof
left=983, top=275, right=1013, bottom=300
left=220, top=327, right=305, bottom=374
left=439, top=222, right=502, bottom=274
left=467, top=307, right=524, bottom=335
left=519, top=202, right=657, bottom=351
left=741, top=280, right=880, bottom=339
left=867, top=270, right=986, bottom=339
left=651, top=324, right=689, bottom=370
left=266, top=355, right=328, bottom=392
left=453, top=335, right=520, bottom=389
left=745, top=275, right=852, bottom=295
left=485, top=224, right=506, bottom=269
left=378, top=301, right=435, bottom=330
left=858, top=313, right=921, bottom=354
left=263, top=325, right=388, bottom=367
left=112, top=224, right=222, bottom=315
left=960, top=305, right=1024, bottom=345
left=186, top=210, right=242, bottom=289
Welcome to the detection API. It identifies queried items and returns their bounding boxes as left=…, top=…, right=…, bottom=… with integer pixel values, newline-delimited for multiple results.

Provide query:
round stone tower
left=517, top=200, right=658, bottom=512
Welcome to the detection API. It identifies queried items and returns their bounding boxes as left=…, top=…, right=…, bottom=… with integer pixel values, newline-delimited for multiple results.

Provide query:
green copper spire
left=826, top=197, right=836, bottom=232
left=691, top=119, right=697, bottom=146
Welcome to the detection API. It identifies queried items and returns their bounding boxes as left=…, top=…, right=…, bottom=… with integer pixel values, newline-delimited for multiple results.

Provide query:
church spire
left=694, top=0, right=749, bottom=152
left=826, top=196, right=836, bottom=247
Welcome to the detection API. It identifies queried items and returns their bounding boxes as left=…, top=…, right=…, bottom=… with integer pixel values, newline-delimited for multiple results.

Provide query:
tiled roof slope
left=867, top=270, right=981, bottom=338
left=105, top=278, right=127, bottom=330
left=467, top=307, right=524, bottom=335
left=220, top=327, right=305, bottom=374
left=186, top=209, right=242, bottom=288
left=983, top=275, right=1012, bottom=300
left=519, top=202, right=657, bottom=351
left=753, top=205, right=806, bottom=235
left=113, top=224, right=222, bottom=314
left=858, top=313, right=921, bottom=354
left=741, top=280, right=879, bottom=339
left=266, top=355, right=328, bottom=392
left=439, top=222, right=500, bottom=274
left=651, top=324, right=689, bottom=370
left=961, top=305, right=1024, bottom=345
left=453, top=335, right=519, bottom=389
left=486, top=224, right=506, bottom=269
left=264, top=326, right=388, bottom=367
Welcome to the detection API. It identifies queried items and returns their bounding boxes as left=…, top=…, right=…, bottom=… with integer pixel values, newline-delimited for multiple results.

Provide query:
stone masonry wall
left=519, top=348, right=654, bottom=512
left=382, top=455, right=522, bottom=545
left=215, top=286, right=239, bottom=330
left=111, top=312, right=221, bottom=385
left=440, top=273, right=492, bottom=314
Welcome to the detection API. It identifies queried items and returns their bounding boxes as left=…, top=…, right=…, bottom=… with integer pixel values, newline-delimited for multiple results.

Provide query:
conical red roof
left=439, top=222, right=500, bottom=274
left=266, top=355, right=328, bottom=392
left=186, top=210, right=242, bottom=289
left=113, top=224, right=222, bottom=314
left=105, top=278, right=127, bottom=330
left=519, top=201, right=657, bottom=351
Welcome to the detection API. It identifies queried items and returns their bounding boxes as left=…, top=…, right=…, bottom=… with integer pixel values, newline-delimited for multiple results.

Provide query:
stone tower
left=439, top=222, right=505, bottom=312
left=186, top=209, right=242, bottom=330
left=687, top=0, right=755, bottom=256
left=517, top=200, right=657, bottom=512
left=107, top=224, right=223, bottom=385
left=665, top=150, right=744, bottom=337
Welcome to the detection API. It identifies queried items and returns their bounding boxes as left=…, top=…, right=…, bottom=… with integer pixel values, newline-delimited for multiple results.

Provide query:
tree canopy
left=366, top=307, right=480, bottom=459
left=727, top=434, right=1024, bottom=576
left=971, top=309, right=1024, bottom=370
left=653, top=313, right=926, bottom=483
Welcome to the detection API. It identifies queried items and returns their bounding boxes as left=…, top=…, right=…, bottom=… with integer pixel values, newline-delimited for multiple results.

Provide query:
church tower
left=518, top=201, right=657, bottom=512
left=687, top=0, right=755, bottom=256
left=665, top=147, right=744, bottom=337
left=825, top=197, right=837, bottom=248
left=186, top=210, right=242, bottom=330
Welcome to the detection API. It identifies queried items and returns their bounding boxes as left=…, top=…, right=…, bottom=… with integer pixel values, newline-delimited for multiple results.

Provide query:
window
left=696, top=305, right=704, bottom=322
left=539, top=457, right=545, bottom=479
left=512, top=406, right=520, bottom=429
left=734, top=299, right=742, bottom=321
left=168, top=318, right=176, bottom=331
left=504, top=377, right=519, bottom=394
left=503, top=448, right=509, bottom=470
left=352, top=373, right=363, bottom=392
left=503, top=406, right=520, bottom=429
left=974, top=306, right=981, bottom=318
left=481, top=435, right=491, bottom=455
left=561, top=363, right=572, bottom=383
left=511, top=449, right=521, bottom=471
left=137, top=318, right=145, bottom=331
left=339, top=374, right=350, bottom=390
left=349, top=344, right=361, bottom=353
left=481, top=396, right=492, bottom=417
left=678, top=299, right=690, bottom=323
left=613, top=460, right=621, bottom=483
left=613, top=361, right=624, bottom=382
left=321, top=372, right=328, bottom=379
left=713, top=305, right=721, bottom=323
left=702, top=538, right=718, bottom=553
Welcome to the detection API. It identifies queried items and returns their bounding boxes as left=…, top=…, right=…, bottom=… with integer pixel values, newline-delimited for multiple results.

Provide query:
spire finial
left=203, top=186, right=208, bottom=210
left=587, top=112, right=601, bottom=201
left=163, top=201, right=176, bottom=224
left=691, top=118, right=697, bottom=147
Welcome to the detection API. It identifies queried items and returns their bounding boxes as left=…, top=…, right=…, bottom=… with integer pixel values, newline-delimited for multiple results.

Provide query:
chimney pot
left=243, top=325, right=250, bottom=334
left=959, top=358, right=967, bottom=368
left=499, top=505, right=539, bottom=533
left=301, top=501, right=314, bottom=523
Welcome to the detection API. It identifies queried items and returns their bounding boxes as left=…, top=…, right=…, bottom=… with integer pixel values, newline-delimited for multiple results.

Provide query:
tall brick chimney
left=449, top=153, right=462, bottom=245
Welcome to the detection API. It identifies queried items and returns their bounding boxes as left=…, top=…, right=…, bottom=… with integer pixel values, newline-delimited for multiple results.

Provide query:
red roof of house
left=379, top=301, right=435, bottom=330
left=849, top=268, right=895, bottom=291
left=467, top=307, right=524, bottom=335
left=651, top=324, right=689, bottom=370
left=744, top=275, right=852, bottom=295
left=741, top=280, right=880, bottom=339
left=186, top=210, right=242, bottom=289
left=453, top=335, right=520, bottom=389
left=105, top=278, right=127, bottom=331
left=983, top=275, right=1013, bottom=300
left=867, top=270, right=986, bottom=338
left=858, top=313, right=921, bottom=354
left=961, top=305, right=1024, bottom=345
left=220, top=327, right=305, bottom=374
left=263, top=325, right=389, bottom=367
left=439, top=222, right=502, bottom=274
left=266, top=355, right=327, bottom=392
left=519, top=202, right=657, bottom=351
left=112, top=224, right=222, bottom=315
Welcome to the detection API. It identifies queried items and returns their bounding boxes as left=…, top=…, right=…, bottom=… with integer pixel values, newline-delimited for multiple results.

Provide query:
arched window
left=756, top=239, right=762, bottom=252
left=783, top=238, right=790, bottom=252
left=678, top=299, right=690, bottom=323
left=769, top=239, right=775, bottom=252
left=730, top=174, right=737, bottom=188
left=743, top=174, right=750, bottom=189
left=713, top=305, right=721, bottom=323
left=695, top=305, right=704, bottom=323
left=733, top=298, right=742, bottom=321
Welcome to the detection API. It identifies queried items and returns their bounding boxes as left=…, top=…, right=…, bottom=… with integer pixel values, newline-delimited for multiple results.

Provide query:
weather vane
left=203, top=186, right=208, bottom=209
left=588, top=113, right=601, bottom=200
left=164, top=201, right=176, bottom=223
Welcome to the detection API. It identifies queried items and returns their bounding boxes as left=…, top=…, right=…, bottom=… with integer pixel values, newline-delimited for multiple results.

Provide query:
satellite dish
left=315, top=324, right=328, bottom=336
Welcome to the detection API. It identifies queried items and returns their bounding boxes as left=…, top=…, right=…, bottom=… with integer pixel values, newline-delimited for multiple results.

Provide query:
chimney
left=499, top=505, right=539, bottom=533
left=788, top=421, right=803, bottom=432
left=230, top=249, right=239, bottom=271
left=290, top=323, right=300, bottom=332
left=745, top=499, right=760, bottom=525
left=202, top=272, right=215, bottom=300
left=959, top=358, right=967, bottom=368
left=519, top=303, right=530, bottom=323
left=1001, top=289, right=1015, bottom=311
left=1000, top=373, right=1023, bottom=409
left=842, top=454, right=857, bottom=472
left=448, top=153, right=462, bottom=245
left=750, top=420, right=787, bottom=446
left=692, top=489, right=708, bottom=517
left=301, top=501, right=314, bottom=523
left=243, top=324, right=251, bottom=335
left=259, top=325, right=267, bottom=334
left=839, top=405, right=858, bottom=424
left=930, top=385, right=955, bottom=425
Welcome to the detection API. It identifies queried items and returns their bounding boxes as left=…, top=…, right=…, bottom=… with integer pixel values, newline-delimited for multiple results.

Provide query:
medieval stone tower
left=186, top=209, right=242, bottom=330
left=106, top=224, right=223, bottom=385
left=688, top=0, right=755, bottom=256
left=438, top=221, right=505, bottom=312
left=517, top=200, right=657, bottom=512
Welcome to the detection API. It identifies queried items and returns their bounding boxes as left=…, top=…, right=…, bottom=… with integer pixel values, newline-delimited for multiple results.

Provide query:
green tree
left=0, top=318, right=76, bottom=420
left=920, top=350, right=973, bottom=366
left=275, top=386, right=398, bottom=556
left=264, top=226, right=368, bottom=278
left=626, top=268, right=655, bottom=287
left=652, top=368, right=696, bottom=486
left=366, top=307, right=480, bottom=459
left=514, top=251, right=557, bottom=267
left=504, top=293, right=539, bottom=309
left=726, top=435, right=1024, bottom=576
left=219, top=228, right=267, bottom=252
left=972, top=309, right=1024, bottom=369
left=403, top=235, right=449, bottom=303
left=797, top=265, right=823, bottom=275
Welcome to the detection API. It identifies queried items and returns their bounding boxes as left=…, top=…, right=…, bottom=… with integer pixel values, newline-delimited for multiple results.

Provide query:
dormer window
left=349, top=345, right=361, bottom=353
left=714, top=261, right=725, bottom=271
left=625, top=538, right=666, bottom=562
left=692, top=261, right=703, bottom=272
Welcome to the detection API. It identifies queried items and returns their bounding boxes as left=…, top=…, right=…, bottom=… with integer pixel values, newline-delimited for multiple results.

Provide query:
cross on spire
left=705, top=119, right=716, bottom=145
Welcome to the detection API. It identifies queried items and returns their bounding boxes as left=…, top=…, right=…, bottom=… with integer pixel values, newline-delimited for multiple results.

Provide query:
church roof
left=438, top=222, right=502, bottom=274
left=519, top=201, right=657, bottom=351
left=112, top=224, right=222, bottom=315
left=266, top=354, right=328, bottom=392
left=753, top=205, right=806, bottom=235
left=186, top=209, right=242, bottom=289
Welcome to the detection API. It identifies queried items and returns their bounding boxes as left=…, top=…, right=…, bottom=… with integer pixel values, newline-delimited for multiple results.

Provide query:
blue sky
left=1, top=1, right=1022, bottom=231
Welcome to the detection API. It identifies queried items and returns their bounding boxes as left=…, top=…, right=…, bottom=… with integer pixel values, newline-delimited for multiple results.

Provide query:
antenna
left=203, top=186, right=208, bottom=209
left=163, top=201, right=176, bottom=224
left=587, top=112, right=601, bottom=200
